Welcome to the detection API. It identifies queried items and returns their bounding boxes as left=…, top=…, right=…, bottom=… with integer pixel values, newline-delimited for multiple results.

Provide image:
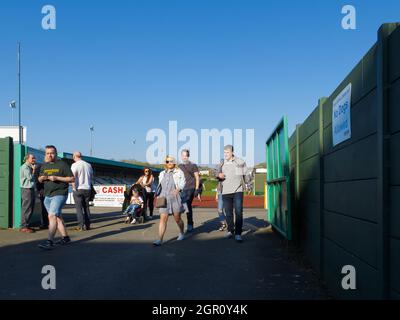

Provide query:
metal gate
left=266, top=117, right=292, bottom=240
left=0, top=137, right=13, bottom=229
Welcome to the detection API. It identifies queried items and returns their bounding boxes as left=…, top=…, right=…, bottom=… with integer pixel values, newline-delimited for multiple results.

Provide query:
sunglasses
left=165, top=160, right=175, bottom=164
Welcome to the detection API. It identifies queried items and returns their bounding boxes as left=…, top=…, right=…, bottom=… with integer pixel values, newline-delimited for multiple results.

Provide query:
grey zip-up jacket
left=217, top=157, right=249, bottom=195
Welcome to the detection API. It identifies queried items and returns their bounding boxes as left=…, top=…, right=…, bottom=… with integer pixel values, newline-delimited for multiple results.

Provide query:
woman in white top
left=153, top=156, right=186, bottom=246
left=137, top=168, right=155, bottom=218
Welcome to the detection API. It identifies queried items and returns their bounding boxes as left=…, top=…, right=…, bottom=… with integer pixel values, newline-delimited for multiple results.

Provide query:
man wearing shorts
left=38, top=145, right=75, bottom=250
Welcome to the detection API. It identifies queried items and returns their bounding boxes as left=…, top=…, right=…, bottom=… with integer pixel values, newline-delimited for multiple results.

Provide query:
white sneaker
left=177, top=233, right=185, bottom=241
left=130, top=218, right=136, bottom=225
left=153, top=240, right=162, bottom=246
left=224, top=231, right=233, bottom=239
left=235, top=235, right=243, bottom=242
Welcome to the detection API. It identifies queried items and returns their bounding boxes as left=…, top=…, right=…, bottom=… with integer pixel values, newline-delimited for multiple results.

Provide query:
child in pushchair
left=123, top=186, right=145, bottom=224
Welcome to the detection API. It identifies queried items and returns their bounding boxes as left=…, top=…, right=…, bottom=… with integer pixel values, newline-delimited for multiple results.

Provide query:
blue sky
left=0, top=0, right=399, bottom=165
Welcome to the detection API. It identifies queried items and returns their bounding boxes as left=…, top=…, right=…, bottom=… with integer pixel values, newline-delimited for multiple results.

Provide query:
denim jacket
left=158, top=168, right=186, bottom=191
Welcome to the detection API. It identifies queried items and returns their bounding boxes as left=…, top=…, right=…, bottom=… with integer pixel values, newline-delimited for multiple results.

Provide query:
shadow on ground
left=0, top=209, right=329, bottom=300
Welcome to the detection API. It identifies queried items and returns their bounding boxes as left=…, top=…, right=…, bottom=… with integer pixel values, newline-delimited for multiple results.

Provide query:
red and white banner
left=93, top=185, right=126, bottom=207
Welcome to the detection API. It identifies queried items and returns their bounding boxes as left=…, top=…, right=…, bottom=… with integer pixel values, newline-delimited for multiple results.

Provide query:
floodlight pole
left=90, top=126, right=94, bottom=156
left=17, top=42, right=22, bottom=144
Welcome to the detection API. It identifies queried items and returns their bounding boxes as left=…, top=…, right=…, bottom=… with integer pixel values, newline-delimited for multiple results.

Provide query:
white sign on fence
left=332, top=83, right=352, bottom=147
left=93, top=185, right=126, bottom=207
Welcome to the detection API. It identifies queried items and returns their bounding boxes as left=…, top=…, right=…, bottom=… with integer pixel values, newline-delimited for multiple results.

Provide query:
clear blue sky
left=0, top=0, right=399, bottom=165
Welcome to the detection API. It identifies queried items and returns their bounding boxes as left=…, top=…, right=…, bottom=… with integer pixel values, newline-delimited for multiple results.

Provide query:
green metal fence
left=287, top=23, right=400, bottom=299
left=266, top=116, right=292, bottom=240
left=0, top=138, right=13, bottom=229
left=13, top=145, right=45, bottom=229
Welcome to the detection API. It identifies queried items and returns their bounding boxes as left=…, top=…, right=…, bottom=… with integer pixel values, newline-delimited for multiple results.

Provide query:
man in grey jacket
left=20, top=153, right=37, bottom=233
left=217, top=145, right=249, bottom=242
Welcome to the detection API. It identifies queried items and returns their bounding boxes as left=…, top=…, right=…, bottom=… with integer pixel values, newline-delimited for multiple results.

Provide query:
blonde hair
left=164, top=155, right=177, bottom=170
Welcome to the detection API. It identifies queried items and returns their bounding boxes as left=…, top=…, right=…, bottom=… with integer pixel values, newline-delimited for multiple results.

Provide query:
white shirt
left=141, top=175, right=154, bottom=193
left=71, top=160, right=93, bottom=190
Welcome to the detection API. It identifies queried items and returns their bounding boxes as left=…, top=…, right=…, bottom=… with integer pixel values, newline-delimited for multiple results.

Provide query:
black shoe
left=38, top=240, right=54, bottom=250
left=55, top=237, right=71, bottom=246
left=39, top=225, right=49, bottom=230
left=83, top=225, right=91, bottom=231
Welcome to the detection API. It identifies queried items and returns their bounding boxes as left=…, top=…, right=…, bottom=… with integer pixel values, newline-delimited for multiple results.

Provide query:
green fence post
left=295, top=125, right=300, bottom=209
left=284, top=116, right=292, bottom=241
left=0, top=138, right=13, bottom=229
left=266, top=141, right=270, bottom=221
left=13, top=144, right=27, bottom=229
left=295, top=124, right=300, bottom=242
left=376, top=23, right=399, bottom=299
left=318, top=97, right=327, bottom=278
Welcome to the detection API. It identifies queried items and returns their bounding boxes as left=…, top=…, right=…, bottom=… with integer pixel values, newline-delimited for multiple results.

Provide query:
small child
left=124, top=189, right=144, bottom=224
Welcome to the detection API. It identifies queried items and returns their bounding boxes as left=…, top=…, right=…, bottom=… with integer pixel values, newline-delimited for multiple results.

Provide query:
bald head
left=73, top=152, right=82, bottom=162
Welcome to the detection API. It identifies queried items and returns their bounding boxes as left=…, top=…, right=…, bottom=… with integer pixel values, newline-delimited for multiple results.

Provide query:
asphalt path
left=0, top=206, right=329, bottom=300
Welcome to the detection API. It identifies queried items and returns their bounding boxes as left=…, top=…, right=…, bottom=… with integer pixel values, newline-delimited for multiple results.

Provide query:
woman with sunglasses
left=137, top=168, right=155, bottom=219
left=153, top=156, right=186, bottom=246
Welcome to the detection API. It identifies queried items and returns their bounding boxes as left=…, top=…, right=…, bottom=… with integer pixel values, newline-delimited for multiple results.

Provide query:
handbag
left=155, top=196, right=167, bottom=208
left=155, top=183, right=167, bottom=208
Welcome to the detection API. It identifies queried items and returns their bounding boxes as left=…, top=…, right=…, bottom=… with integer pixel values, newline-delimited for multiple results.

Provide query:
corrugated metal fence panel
left=388, top=26, right=400, bottom=298
left=0, top=138, right=13, bottom=229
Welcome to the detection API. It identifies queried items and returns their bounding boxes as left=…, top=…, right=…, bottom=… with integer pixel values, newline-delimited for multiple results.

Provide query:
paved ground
left=0, top=206, right=329, bottom=300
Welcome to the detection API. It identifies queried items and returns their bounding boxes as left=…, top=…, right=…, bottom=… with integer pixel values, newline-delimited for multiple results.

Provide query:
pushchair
left=124, top=204, right=144, bottom=224
left=122, top=184, right=146, bottom=224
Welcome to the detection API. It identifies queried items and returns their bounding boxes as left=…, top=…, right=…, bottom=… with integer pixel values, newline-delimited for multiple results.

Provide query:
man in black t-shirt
left=178, top=149, right=200, bottom=233
left=37, top=145, right=75, bottom=250
left=34, top=163, right=49, bottom=229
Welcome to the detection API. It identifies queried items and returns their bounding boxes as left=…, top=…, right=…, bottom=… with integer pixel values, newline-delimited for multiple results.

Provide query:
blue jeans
left=125, top=204, right=140, bottom=216
left=222, top=192, right=244, bottom=235
left=217, top=193, right=225, bottom=223
left=44, top=195, right=68, bottom=217
left=181, top=188, right=195, bottom=226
